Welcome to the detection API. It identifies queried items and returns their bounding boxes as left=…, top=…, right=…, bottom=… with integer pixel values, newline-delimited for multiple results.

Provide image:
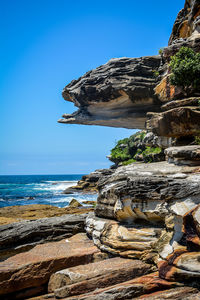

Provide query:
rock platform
left=0, top=233, right=101, bottom=299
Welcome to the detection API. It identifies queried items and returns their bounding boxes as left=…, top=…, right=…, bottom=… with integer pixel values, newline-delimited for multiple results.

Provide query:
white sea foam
left=32, top=181, right=78, bottom=193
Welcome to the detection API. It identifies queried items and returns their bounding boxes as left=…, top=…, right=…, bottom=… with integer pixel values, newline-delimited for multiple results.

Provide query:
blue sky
left=0, top=0, right=184, bottom=175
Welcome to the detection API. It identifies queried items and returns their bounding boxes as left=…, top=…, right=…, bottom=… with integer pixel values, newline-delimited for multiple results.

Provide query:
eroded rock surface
left=0, top=213, right=87, bottom=260
left=165, top=145, right=200, bottom=165
left=0, top=233, right=100, bottom=299
left=50, top=257, right=151, bottom=298
left=169, top=0, right=200, bottom=45
left=59, top=56, right=161, bottom=129
left=63, top=168, right=113, bottom=194
left=84, top=161, right=200, bottom=274
left=147, top=107, right=200, bottom=138
left=64, top=272, right=180, bottom=300
left=3, top=1, right=200, bottom=300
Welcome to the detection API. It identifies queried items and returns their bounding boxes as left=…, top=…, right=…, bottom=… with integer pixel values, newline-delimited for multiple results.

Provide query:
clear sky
left=0, top=0, right=184, bottom=175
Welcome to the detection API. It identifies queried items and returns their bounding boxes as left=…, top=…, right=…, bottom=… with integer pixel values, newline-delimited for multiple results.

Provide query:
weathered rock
left=59, top=56, right=161, bottom=129
left=63, top=169, right=113, bottom=194
left=158, top=204, right=200, bottom=281
left=95, top=162, right=200, bottom=220
left=169, top=0, right=200, bottom=45
left=147, top=107, right=200, bottom=138
left=86, top=214, right=162, bottom=260
left=135, top=286, right=200, bottom=300
left=165, top=145, right=200, bottom=166
left=0, top=204, right=93, bottom=226
left=82, top=200, right=96, bottom=206
left=161, top=97, right=200, bottom=111
left=64, top=272, right=180, bottom=300
left=154, top=75, right=183, bottom=103
left=0, top=213, right=88, bottom=260
left=158, top=250, right=200, bottom=281
left=49, top=258, right=151, bottom=298
left=143, top=131, right=173, bottom=149
left=68, top=199, right=82, bottom=207
left=0, top=233, right=100, bottom=298
left=80, top=160, right=200, bottom=273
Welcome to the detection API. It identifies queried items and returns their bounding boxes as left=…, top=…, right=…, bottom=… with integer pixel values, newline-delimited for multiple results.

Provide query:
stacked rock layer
left=60, top=0, right=200, bottom=292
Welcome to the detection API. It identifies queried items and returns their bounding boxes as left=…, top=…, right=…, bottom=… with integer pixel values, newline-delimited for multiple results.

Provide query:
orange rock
left=63, top=272, right=179, bottom=300
left=154, top=76, right=181, bottom=102
left=179, top=20, right=191, bottom=39
left=51, top=258, right=151, bottom=298
left=135, top=286, right=199, bottom=299
left=0, top=233, right=100, bottom=297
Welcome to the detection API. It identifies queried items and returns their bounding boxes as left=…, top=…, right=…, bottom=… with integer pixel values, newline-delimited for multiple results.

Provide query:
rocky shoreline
left=2, top=1, right=200, bottom=299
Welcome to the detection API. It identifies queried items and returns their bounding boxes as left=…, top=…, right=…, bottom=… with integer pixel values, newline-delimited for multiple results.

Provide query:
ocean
left=0, top=174, right=97, bottom=208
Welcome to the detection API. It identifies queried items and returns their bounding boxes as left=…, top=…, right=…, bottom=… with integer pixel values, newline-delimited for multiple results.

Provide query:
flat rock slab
left=50, top=258, right=151, bottom=297
left=64, top=272, right=179, bottom=300
left=165, top=145, right=200, bottom=166
left=0, top=233, right=100, bottom=297
left=0, top=213, right=88, bottom=260
left=135, top=286, right=200, bottom=299
left=147, top=107, right=200, bottom=138
left=0, top=204, right=93, bottom=226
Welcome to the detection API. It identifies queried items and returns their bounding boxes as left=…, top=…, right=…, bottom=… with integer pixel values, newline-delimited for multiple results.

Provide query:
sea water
left=0, top=174, right=97, bottom=208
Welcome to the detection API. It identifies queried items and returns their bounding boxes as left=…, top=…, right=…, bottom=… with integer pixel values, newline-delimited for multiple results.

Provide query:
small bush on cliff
left=169, top=47, right=200, bottom=94
left=109, top=131, right=163, bottom=166
left=110, top=138, right=132, bottom=164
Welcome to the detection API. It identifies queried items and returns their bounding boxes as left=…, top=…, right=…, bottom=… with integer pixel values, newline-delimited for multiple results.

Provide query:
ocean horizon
left=0, top=174, right=97, bottom=208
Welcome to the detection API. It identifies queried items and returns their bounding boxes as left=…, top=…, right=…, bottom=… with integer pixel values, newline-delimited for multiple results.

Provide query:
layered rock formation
left=63, top=168, right=113, bottom=194
left=0, top=213, right=88, bottom=260
left=57, top=0, right=200, bottom=298
left=59, top=2, right=200, bottom=138
left=2, top=1, right=200, bottom=299
left=0, top=233, right=101, bottom=299
left=59, top=56, right=161, bottom=129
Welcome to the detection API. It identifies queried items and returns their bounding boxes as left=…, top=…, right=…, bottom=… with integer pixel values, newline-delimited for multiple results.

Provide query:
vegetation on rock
left=109, top=131, right=163, bottom=166
left=169, top=47, right=200, bottom=94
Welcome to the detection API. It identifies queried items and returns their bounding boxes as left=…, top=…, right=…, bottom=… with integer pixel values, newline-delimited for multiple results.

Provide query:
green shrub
left=122, top=159, right=137, bottom=166
left=158, top=48, right=163, bottom=55
left=110, top=138, right=132, bottom=164
left=169, top=47, right=200, bottom=93
left=152, top=70, right=159, bottom=78
left=194, top=133, right=200, bottom=145
left=109, top=131, right=163, bottom=165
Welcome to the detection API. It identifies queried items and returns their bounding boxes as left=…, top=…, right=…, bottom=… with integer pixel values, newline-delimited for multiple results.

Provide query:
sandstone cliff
left=2, top=1, right=200, bottom=300
left=57, top=0, right=200, bottom=298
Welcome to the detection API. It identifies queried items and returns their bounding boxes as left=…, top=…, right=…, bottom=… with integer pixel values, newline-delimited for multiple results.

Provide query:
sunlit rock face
left=84, top=162, right=200, bottom=263
left=59, top=56, right=161, bottom=129
left=61, top=0, right=200, bottom=288
left=169, top=0, right=200, bottom=45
